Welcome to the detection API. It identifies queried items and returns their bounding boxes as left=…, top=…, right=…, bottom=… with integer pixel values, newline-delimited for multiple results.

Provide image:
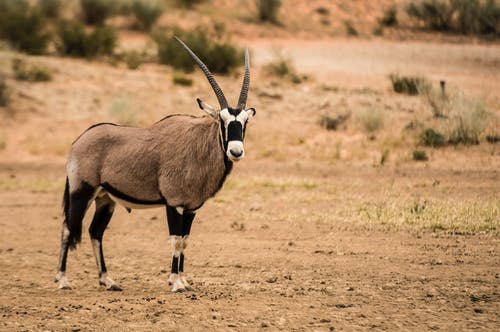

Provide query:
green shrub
left=413, top=149, right=429, bottom=161
left=172, top=73, right=193, bottom=86
left=120, top=49, right=146, bottom=70
left=420, top=128, right=446, bottom=147
left=175, top=0, right=204, bottom=8
left=264, top=56, right=292, bottom=77
left=486, top=134, right=500, bottom=144
left=406, top=0, right=454, bottom=31
left=263, top=52, right=306, bottom=84
left=56, top=20, right=117, bottom=58
left=0, top=0, right=51, bottom=54
left=155, top=28, right=243, bottom=74
left=12, top=58, right=53, bottom=82
left=454, top=0, right=500, bottom=35
left=379, top=5, right=398, bottom=26
left=389, top=74, right=430, bottom=96
left=407, top=0, right=500, bottom=35
left=356, top=108, right=385, bottom=132
left=454, top=0, right=481, bottom=34
left=477, top=0, right=500, bottom=35
left=38, top=0, right=62, bottom=18
left=319, top=113, right=350, bottom=131
left=131, top=0, right=164, bottom=31
left=0, top=74, right=9, bottom=106
left=257, top=0, right=282, bottom=24
left=80, top=0, right=116, bottom=25
left=344, top=20, right=358, bottom=36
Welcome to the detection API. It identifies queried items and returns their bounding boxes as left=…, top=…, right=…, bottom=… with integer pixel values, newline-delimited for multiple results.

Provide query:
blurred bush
left=175, top=0, right=204, bottom=8
left=257, top=0, right=281, bottom=24
left=154, top=27, right=243, bottom=74
left=80, top=0, right=117, bottom=25
left=12, top=58, right=53, bottom=82
left=172, top=73, right=193, bottom=86
left=131, top=0, right=164, bottom=31
left=0, top=0, right=51, bottom=54
left=319, top=113, right=351, bottom=131
left=356, top=108, right=385, bottom=133
left=455, top=0, right=500, bottom=35
left=420, top=128, right=446, bottom=147
left=419, top=88, right=490, bottom=145
left=120, top=49, right=146, bottom=69
left=389, top=74, right=430, bottom=96
left=0, top=74, right=9, bottom=106
left=406, top=0, right=500, bottom=35
left=412, top=149, right=429, bottom=161
left=378, top=5, right=398, bottom=27
left=344, top=20, right=358, bottom=36
left=263, top=52, right=307, bottom=84
left=56, top=20, right=117, bottom=58
left=406, top=0, right=454, bottom=31
left=447, top=95, right=488, bottom=145
left=38, top=0, right=62, bottom=19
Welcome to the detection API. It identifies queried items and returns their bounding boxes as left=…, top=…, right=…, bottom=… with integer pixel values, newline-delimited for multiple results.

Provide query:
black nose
left=230, top=149, right=243, bottom=157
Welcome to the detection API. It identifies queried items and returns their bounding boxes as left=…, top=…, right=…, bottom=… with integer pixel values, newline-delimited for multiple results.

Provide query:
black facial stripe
left=228, top=121, right=243, bottom=142
left=220, top=119, right=228, bottom=149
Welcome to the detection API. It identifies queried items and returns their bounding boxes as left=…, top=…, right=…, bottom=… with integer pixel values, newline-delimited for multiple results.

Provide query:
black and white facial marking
left=219, top=107, right=256, bottom=161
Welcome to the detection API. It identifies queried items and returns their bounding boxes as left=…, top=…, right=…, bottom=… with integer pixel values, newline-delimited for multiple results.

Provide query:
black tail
left=62, top=177, right=83, bottom=250
left=62, top=177, right=70, bottom=221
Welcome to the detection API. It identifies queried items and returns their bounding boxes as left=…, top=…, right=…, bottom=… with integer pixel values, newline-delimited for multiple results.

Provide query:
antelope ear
left=246, top=108, right=256, bottom=118
left=197, top=98, right=218, bottom=119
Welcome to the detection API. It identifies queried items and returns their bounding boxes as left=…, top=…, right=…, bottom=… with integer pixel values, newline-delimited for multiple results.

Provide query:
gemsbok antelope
left=55, top=37, right=256, bottom=292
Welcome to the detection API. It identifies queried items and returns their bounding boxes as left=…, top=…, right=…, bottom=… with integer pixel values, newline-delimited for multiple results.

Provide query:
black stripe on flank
left=100, top=182, right=165, bottom=206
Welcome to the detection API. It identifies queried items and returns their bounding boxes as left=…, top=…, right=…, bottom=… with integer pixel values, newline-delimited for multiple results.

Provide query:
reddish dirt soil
left=0, top=161, right=499, bottom=331
left=0, top=12, right=499, bottom=330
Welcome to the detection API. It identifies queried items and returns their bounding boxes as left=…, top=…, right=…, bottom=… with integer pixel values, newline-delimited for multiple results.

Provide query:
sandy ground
left=0, top=34, right=499, bottom=331
left=0, top=162, right=499, bottom=331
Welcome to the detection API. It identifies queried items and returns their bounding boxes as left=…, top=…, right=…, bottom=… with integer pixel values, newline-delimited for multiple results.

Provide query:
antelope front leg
left=166, top=206, right=195, bottom=292
left=178, top=211, right=195, bottom=290
left=168, top=235, right=186, bottom=292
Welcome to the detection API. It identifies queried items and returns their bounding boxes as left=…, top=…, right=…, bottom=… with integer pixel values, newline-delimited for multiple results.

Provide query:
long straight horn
left=237, top=48, right=250, bottom=109
left=175, top=36, right=228, bottom=110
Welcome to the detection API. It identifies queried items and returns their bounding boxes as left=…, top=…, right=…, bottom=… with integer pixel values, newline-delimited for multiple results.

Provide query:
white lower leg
left=169, top=235, right=185, bottom=292
left=179, top=236, right=192, bottom=289
left=180, top=273, right=191, bottom=290
left=55, top=224, right=71, bottom=290
left=91, top=239, right=120, bottom=290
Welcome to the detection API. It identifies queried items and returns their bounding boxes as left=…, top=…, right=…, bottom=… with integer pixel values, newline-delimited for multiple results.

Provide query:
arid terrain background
left=0, top=0, right=499, bottom=331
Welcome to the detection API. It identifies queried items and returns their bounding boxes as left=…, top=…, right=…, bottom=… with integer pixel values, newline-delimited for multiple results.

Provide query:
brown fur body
left=69, top=115, right=229, bottom=210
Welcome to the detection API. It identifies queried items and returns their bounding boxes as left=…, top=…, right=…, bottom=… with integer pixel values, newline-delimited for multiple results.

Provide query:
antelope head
left=176, top=37, right=256, bottom=162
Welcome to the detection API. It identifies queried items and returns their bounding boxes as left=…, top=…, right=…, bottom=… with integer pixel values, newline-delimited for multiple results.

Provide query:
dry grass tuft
left=12, top=58, right=52, bottom=82
left=356, top=108, right=385, bottom=133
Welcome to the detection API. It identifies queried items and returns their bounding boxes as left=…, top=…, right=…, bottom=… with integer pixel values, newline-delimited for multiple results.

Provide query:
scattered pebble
left=266, top=277, right=278, bottom=283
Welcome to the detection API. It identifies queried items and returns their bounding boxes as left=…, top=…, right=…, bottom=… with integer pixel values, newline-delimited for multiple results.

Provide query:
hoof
left=170, top=274, right=187, bottom=293
left=180, top=275, right=192, bottom=291
left=106, top=284, right=123, bottom=292
left=172, top=287, right=186, bottom=293
left=56, top=274, right=72, bottom=290
left=99, top=274, right=121, bottom=291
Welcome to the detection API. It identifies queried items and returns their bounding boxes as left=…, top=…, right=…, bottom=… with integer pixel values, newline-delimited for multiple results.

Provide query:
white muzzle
left=227, top=141, right=245, bottom=161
